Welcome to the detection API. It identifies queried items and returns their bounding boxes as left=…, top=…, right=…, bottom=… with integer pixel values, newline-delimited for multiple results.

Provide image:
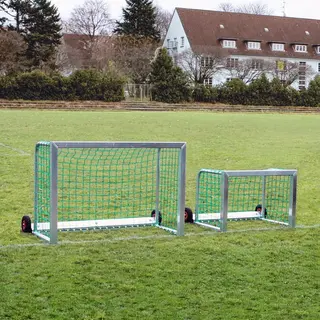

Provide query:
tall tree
left=154, top=5, right=171, bottom=40
left=114, top=0, right=160, bottom=41
left=62, top=0, right=112, bottom=67
left=112, top=35, right=157, bottom=82
left=0, top=29, right=27, bottom=74
left=0, top=0, right=31, bottom=31
left=218, top=1, right=273, bottom=15
left=149, top=48, right=190, bottom=102
left=22, top=0, right=61, bottom=69
left=64, top=0, right=112, bottom=38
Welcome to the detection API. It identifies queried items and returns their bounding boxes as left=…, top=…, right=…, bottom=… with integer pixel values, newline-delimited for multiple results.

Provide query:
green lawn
left=0, top=110, right=319, bottom=319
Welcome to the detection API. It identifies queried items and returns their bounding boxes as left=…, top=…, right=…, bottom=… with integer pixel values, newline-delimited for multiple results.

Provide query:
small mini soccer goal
left=195, top=169, right=297, bottom=231
left=33, top=141, right=186, bottom=244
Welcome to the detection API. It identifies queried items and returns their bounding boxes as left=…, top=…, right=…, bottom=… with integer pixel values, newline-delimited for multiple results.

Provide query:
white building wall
left=211, top=55, right=320, bottom=89
left=162, top=9, right=191, bottom=56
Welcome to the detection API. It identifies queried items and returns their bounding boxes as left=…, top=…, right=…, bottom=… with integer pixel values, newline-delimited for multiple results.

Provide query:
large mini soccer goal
left=195, top=169, right=297, bottom=231
left=33, top=141, right=186, bottom=244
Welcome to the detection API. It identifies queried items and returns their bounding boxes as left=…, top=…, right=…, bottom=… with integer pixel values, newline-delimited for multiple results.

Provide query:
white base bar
left=197, top=211, right=262, bottom=221
left=195, top=221, right=221, bottom=230
left=33, top=217, right=156, bottom=231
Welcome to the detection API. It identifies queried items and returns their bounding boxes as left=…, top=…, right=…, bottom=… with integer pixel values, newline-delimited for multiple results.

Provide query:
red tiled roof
left=176, top=8, right=320, bottom=59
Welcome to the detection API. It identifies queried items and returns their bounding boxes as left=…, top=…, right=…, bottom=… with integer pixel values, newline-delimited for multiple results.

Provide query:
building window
left=272, top=43, right=284, bottom=51
left=251, top=59, right=263, bottom=70
left=316, top=46, right=320, bottom=54
left=318, top=63, right=320, bottom=72
left=222, top=40, right=236, bottom=48
left=167, top=39, right=170, bottom=48
left=294, top=44, right=307, bottom=52
left=247, top=41, right=261, bottom=50
left=298, top=61, right=306, bottom=90
left=226, top=58, right=239, bottom=68
left=204, top=78, right=213, bottom=86
left=181, top=36, right=184, bottom=47
left=201, top=57, right=214, bottom=67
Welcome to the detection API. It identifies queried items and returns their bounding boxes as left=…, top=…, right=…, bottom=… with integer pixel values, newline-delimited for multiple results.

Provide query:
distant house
left=163, top=8, right=320, bottom=89
left=57, top=34, right=114, bottom=74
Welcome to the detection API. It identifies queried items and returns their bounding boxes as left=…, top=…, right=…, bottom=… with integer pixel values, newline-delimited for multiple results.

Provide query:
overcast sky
left=51, top=0, right=320, bottom=21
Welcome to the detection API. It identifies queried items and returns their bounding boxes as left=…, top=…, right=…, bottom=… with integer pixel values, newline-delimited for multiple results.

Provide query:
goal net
left=195, top=169, right=297, bottom=231
left=33, top=141, right=186, bottom=243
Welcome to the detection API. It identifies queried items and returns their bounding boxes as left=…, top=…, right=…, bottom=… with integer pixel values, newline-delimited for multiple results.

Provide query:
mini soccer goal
left=33, top=141, right=186, bottom=244
left=195, top=169, right=297, bottom=231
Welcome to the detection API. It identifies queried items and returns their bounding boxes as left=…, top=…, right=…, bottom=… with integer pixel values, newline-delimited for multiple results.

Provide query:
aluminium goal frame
left=34, top=141, right=186, bottom=244
left=195, top=169, right=297, bottom=232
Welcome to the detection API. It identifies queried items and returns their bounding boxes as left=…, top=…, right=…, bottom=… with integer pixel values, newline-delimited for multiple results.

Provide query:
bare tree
left=64, top=0, right=112, bottom=37
left=154, top=6, right=172, bottom=40
left=271, top=60, right=315, bottom=87
left=111, top=35, right=158, bottom=83
left=90, top=35, right=116, bottom=71
left=0, top=30, right=27, bottom=74
left=63, top=0, right=113, bottom=65
left=177, top=47, right=227, bottom=84
left=225, top=58, right=273, bottom=83
left=218, top=1, right=274, bottom=15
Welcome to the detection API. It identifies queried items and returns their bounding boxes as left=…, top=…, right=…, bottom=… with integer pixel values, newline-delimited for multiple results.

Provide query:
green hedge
left=193, top=75, right=320, bottom=107
left=0, top=69, right=125, bottom=101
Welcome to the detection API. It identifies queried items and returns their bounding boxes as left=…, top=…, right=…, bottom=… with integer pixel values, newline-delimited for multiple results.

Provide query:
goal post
left=195, top=169, right=297, bottom=232
left=33, top=141, right=186, bottom=244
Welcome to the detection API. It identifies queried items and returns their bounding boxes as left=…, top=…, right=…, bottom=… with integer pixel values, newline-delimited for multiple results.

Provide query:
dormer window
left=247, top=41, right=261, bottom=50
left=294, top=44, right=307, bottom=52
left=272, top=43, right=284, bottom=51
left=316, top=46, right=320, bottom=54
left=222, top=40, right=236, bottom=48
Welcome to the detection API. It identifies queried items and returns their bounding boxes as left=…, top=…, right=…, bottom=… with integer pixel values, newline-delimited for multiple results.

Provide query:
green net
left=34, top=143, right=51, bottom=238
left=196, top=169, right=294, bottom=230
left=34, top=142, right=184, bottom=240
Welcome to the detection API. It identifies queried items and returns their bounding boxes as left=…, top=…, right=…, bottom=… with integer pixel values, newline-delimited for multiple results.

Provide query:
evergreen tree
left=0, top=0, right=31, bottom=31
left=149, top=48, right=191, bottom=103
left=114, top=0, right=160, bottom=41
left=22, top=0, right=61, bottom=69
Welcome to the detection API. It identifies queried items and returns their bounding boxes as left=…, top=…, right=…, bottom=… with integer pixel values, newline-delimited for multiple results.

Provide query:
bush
left=192, top=84, right=219, bottom=103
left=0, top=69, right=125, bottom=101
left=305, top=76, right=320, bottom=107
left=219, top=79, right=248, bottom=105
left=269, top=78, right=300, bottom=106
left=150, top=49, right=191, bottom=103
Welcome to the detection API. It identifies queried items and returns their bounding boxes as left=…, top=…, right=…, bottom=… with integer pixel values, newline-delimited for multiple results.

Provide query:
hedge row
left=0, top=70, right=125, bottom=101
left=192, top=75, right=320, bottom=107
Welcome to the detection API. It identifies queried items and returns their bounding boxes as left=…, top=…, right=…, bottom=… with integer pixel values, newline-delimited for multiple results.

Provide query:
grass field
left=0, top=110, right=319, bottom=319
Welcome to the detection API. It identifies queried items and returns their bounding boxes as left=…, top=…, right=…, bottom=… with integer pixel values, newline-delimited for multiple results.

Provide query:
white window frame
left=222, top=40, right=236, bottom=48
left=272, top=43, right=285, bottom=51
left=316, top=46, right=320, bottom=54
left=294, top=45, right=307, bottom=52
left=247, top=41, right=261, bottom=50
